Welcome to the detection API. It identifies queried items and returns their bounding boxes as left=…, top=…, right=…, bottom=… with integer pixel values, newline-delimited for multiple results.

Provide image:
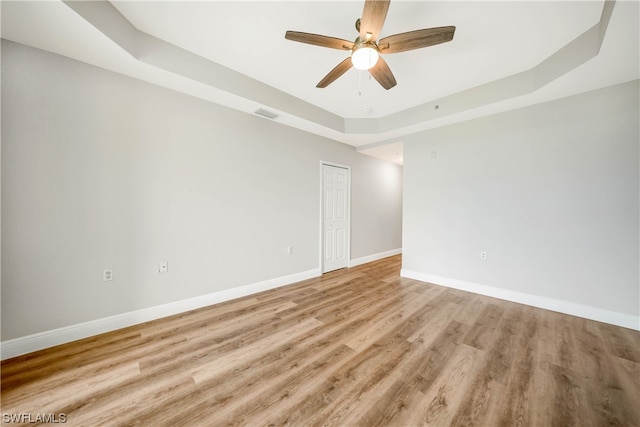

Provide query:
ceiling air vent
left=254, top=108, right=279, bottom=120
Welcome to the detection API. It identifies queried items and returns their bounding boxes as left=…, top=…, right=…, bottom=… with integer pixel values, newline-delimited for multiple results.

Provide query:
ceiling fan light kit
left=285, top=0, right=455, bottom=90
left=351, top=43, right=379, bottom=70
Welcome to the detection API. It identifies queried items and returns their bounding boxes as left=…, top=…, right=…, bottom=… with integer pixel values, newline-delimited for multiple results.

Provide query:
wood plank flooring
left=2, top=255, right=639, bottom=426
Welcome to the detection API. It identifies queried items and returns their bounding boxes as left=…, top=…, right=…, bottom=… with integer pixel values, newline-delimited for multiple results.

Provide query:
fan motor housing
left=352, top=37, right=379, bottom=53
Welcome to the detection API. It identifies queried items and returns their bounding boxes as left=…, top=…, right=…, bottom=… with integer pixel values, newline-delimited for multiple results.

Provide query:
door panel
left=336, top=228, right=345, bottom=259
left=322, top=164, right=349, bottom=273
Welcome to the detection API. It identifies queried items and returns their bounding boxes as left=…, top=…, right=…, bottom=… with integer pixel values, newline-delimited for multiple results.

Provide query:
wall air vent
left=254, top=108, right=279, bottom=120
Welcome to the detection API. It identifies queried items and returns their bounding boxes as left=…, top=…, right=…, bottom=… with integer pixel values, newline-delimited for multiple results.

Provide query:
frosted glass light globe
left=351, top=47, right=379, bottom=70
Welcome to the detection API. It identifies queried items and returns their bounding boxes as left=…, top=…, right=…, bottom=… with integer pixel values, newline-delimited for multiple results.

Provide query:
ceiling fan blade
left=359, top=0, right=390, bottom=41
left=285, top=31, right=354, bottom=50
left=369, top=56, right=396, bottom=90
left=317, top=57, right=353, bottom=88
left=378, top=26, right=456, bottom=54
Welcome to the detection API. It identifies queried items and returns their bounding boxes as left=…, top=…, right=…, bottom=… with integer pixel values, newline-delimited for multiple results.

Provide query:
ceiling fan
left=285, top=0, right=455, bottom=90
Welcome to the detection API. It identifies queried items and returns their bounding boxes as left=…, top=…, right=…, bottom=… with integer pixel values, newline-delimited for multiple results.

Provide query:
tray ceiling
left=2, top=1, right=638, bottom=164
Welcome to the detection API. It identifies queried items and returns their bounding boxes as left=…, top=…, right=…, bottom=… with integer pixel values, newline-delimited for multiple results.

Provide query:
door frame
left=319, top=161, right=351, bottom=273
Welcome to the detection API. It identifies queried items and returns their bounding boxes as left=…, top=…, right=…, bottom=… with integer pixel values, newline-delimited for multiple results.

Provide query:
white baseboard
left=401, top=269, right=639, bottom=331
left=350, top=248, right=402, bottom=267
left=1, top=268, right=321, bottom=360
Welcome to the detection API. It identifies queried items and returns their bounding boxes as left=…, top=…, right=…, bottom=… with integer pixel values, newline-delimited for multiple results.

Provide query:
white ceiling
left=2, top=1, right=638, bottom=165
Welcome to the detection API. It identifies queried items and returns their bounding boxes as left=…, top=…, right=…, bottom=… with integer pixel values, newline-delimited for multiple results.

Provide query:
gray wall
left=1, top=40, right=402, bottom=340
left=402, top=80, right=639, bottom=320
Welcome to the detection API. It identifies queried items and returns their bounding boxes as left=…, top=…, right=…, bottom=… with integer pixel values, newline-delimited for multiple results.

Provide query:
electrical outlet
left=103, top=269, right=113, bottom=281
left=480, top=251, right=487, bottom=260
left=287, top=246, right=294, bottom=255
left=159, top=262, right=168, bottom=273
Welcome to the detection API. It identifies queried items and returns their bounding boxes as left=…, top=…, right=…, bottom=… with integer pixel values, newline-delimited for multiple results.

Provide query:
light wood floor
left=2, top=255, right=639, bottom=426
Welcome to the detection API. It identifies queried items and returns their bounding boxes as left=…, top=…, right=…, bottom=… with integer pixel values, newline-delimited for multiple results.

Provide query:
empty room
left=1, top=0, right=638, bottom=426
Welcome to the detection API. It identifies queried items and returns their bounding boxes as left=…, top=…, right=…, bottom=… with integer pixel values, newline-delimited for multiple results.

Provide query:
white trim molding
left=0, top=268, right=320, bottom=360
left=350, top=248, right=402, bottom=268
left=401, top=269, right=640, bottom=331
